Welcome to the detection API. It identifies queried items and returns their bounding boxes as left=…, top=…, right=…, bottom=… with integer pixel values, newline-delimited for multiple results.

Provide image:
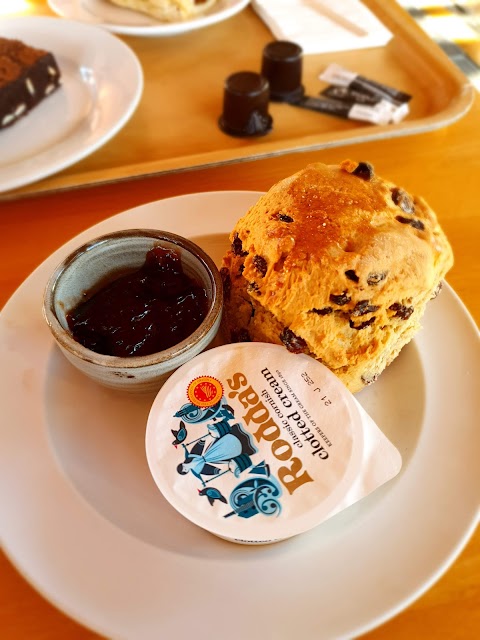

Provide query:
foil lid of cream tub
left=146, top=343, right=402, bottom=545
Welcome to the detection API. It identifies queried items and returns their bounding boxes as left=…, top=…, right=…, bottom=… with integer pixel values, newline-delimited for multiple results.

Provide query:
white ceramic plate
left=47, top=0, right=251, bottom=36
left=1, top=191, right=479, bottom=640
left=0, top=17, right=143, bottom=193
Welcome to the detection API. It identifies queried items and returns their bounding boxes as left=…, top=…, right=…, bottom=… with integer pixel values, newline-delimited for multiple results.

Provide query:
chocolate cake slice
left=0, top=38, right=61, bottom=130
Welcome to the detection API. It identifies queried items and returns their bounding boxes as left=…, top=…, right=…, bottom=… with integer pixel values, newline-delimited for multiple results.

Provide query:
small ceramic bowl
left=43, top=229, right=224, bottom=393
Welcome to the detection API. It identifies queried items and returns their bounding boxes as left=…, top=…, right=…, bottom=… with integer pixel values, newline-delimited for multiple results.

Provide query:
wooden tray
left=2, top=0, right=474, bottom=198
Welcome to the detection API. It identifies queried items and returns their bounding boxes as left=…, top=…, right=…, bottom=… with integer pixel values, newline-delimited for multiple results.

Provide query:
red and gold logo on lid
left=187, top=376, right=223, bottom=408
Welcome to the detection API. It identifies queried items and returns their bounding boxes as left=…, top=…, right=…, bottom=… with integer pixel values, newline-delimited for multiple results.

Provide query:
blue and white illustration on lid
left=172, top=393, right=283, bottom=520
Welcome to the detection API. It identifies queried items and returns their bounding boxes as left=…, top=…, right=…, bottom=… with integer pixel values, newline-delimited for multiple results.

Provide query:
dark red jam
left=66, top=245, right=209, bottom=357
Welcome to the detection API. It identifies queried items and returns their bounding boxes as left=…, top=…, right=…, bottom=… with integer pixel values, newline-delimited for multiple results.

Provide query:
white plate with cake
left=47, top=0, right=251, bottom=36
left=0, top=181, right=479, bottom=639
left=0, top=17, right=143, bottom=194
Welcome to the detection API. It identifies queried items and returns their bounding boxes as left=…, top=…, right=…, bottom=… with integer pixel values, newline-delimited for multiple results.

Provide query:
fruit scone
left=220, top=160, right=453, bottom=393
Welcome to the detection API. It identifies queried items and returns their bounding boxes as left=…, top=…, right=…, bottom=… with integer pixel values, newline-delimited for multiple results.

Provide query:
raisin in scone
left=220, top=160, right=453, bottom=393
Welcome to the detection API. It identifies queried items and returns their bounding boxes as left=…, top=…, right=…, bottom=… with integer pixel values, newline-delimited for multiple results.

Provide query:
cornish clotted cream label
left=145, top=343, right=401, bottom=544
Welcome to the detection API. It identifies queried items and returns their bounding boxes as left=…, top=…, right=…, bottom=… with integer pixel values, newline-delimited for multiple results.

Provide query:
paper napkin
left=252, top=0, right=393, bottom=55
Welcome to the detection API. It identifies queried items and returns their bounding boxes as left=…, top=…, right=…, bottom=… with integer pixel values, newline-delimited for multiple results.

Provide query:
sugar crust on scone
left=221, top=161, right=453, bottom=393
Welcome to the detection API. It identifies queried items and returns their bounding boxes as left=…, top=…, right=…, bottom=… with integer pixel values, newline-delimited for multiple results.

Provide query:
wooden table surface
left=2, top=0, right=475, bottom=197
left=1, top=63, right=479, bottom=640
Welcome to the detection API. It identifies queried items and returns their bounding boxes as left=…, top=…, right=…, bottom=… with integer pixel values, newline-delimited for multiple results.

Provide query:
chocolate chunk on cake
left=0, top=38, right=61, bottom=130
left=221, top=160, right=453, bottom=393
